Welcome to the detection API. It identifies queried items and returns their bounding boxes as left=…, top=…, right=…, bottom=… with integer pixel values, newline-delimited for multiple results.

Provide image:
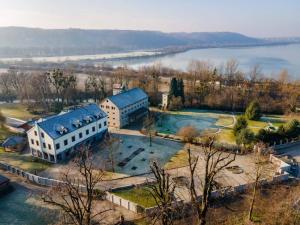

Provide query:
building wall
left=27, top=117, right=108, bottom=163
left=100, top=100, right=121, bottom=128
left=100, top=97, right=149, bottom=128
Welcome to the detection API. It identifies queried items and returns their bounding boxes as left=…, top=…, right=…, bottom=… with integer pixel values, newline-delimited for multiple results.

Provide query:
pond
left=155, top=112, right=219, bottom=134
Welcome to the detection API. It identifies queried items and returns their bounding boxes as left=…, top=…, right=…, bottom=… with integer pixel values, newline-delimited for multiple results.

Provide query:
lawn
left=113, top=186, right=157, bottom=208
left=0, top=148, right=51, bottom=173
left=216, top=128, right=236, bottom=144
left=0, top=125, right=15, bottom=141
left=0, top=103, right=35, bottom=120
left=164, top=148, right=189, bottom=170
left=215, top=116, right=234, bottom=127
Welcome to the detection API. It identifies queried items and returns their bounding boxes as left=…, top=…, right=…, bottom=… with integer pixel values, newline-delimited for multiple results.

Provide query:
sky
left=0, top=0, right=299, bottom=38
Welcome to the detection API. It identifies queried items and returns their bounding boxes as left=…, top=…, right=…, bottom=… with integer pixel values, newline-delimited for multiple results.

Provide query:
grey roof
left=108, top=88, right=148, bottom=109
left=36, top=104, right=107, bottom=140
left=2, top=136, right=25, bottom=147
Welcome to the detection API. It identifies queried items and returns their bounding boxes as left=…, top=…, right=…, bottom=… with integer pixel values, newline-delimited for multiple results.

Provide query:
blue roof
left=2, top=136, right=25, bottom=147
left=37, top=104, right=107, bottom=140
left=108, top=88, right=148, bottom=109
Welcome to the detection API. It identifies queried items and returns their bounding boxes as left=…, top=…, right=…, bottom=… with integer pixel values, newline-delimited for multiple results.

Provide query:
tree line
left=0, top=59, right=299, bottom=115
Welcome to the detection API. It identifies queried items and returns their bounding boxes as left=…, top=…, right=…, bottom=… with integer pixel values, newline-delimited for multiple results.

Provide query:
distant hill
left=0, top=27, right=269, bottom=58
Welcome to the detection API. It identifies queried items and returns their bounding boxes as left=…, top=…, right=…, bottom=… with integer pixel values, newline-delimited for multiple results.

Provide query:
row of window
left=55, top=122, right=106, bottom=150
left=31, top=122, right=107, bottom=150
left=101, top=99, right=147, bottom=112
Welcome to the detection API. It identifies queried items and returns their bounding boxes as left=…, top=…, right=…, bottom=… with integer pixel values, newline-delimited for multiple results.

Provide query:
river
left=109, top=44, right=300, bottom=79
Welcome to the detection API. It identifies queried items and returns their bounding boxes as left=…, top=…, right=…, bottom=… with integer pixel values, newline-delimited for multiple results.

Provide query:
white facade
left=162, top=93, right=169, bottom=109
left=27, top=105, right=108, bottom=163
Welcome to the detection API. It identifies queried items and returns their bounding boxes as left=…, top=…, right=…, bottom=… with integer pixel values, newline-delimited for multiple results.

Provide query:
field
left=0, top=103, right=35, bottom=120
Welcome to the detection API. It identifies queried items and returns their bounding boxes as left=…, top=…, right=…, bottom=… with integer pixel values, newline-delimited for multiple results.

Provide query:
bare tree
left=248, top=153, right=269, bottom=222
left=104, top=133, right=120, bottom=173
left=143, top=112, right=156, bottom=147
left=188, top=138, right=236, bottom=225
left=41, top=148, right=110, bottom=225
left=148, top=162, right=177, bottom=225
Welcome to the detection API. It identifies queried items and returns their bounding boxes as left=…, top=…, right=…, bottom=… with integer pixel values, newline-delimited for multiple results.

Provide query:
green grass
left=164, top=148, right=189, bottom=170
left=113, top=186, right=157, bottom=208
left=0, top=125, right=15, bottom=141
left=247, top=120, right=268, bottom=128
left=215, top=116, right=234, bottom=127
left=0, top=103, right=35, bottom=120
left=0, top=148, right=51, bottom=173
left=216, top=128, right=236, bottom=144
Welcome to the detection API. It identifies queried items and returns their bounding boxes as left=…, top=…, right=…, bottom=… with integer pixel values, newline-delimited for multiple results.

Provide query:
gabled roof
left=2, top=136, right=26, bottom=147
left=107, top=88, right=148, bottom=109
left=36, top=104, right=107, bottom=140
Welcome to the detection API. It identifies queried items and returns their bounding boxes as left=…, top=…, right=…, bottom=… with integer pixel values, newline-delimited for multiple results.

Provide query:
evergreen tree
left=245, top=101, right=262, bottom=120
left=177, top=78, right=185, bottom=104
left=233, top=115, right=248, bottom=136
left=169, top=77, right=178, bottom=97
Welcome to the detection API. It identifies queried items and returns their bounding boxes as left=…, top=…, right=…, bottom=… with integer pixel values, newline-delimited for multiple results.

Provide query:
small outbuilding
left=2, top=136, right=26, bottom=152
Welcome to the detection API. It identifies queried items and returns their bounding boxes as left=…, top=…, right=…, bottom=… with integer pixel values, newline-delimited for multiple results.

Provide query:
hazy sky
left=0, top=0, right=299, bottom=37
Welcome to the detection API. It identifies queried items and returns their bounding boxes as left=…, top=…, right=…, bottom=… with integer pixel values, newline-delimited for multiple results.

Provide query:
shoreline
left=0, top=41, right=299, bottom=65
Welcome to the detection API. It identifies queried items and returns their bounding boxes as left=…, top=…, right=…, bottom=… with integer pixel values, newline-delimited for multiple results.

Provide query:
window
left=48, top=144, right=51, bottom=150
left=42, top=142, right=46, bottom=148
left=41, top=132, right=44, bottom=138
left=104, top=121, right=107, bottom=126
left=31, top=139, right=34, bottom=145
left=99, top=123, right=102, bottom=129
left=56, top=143, right=60, bottom=150
left=36, top=140, right=39, bottom=146
left=86, top=129, right=89, bottom=135
left=34, top=131, right=37, bottom=136
left=72, top=136, right=75, bottom=142
left=92, top=126, right=95, bottom=132
left=79, top=132, right=83, bottom=139
left=64, top=139, right=68, bottom=146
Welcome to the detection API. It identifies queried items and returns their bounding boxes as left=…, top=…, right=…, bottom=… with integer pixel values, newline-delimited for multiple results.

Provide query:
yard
left=0, top=103, right=35, bottom=120
left=0, top=148, right=51, bottom=173
left=112, top=186, right=157, bottom=208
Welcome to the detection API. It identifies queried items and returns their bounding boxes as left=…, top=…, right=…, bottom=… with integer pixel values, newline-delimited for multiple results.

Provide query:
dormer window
left=56, top=125, right=68, bottom=135
left=84, top=116, right=93, bottom=123
left=73, top=119, right=82, bottom=128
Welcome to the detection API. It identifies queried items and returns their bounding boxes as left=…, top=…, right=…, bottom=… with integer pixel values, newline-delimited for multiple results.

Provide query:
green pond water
left=0, top=185, right=55, bottom=225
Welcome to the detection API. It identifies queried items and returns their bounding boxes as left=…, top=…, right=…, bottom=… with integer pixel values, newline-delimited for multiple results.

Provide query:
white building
left=27, top=104, right=108, bottom=163
left=100, top=88, right=148, bottom=128
left=162, top=93, right=169, bottom=109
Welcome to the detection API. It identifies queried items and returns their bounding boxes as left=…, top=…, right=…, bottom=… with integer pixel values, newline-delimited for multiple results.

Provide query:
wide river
left=110, top=44, right=300, bottom=79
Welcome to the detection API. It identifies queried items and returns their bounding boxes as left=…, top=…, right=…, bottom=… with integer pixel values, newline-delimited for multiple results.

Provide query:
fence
left=0, top=161, right=88, bottom=192
left=105, top=192, right=140, bottom=213
left=272, top=139, right=300, bottom=150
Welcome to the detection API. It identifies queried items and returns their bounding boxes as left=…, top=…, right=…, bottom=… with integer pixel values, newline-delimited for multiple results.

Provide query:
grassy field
left=113, top=186, right=157, bottom=208
left=0, top=148, right=51, bottom=173
left=164, top=148, right=189, bottom=170
left=0, top=103, right=35, bottom=120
